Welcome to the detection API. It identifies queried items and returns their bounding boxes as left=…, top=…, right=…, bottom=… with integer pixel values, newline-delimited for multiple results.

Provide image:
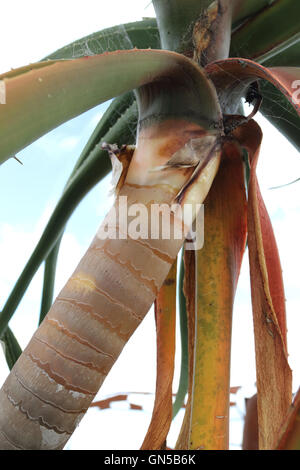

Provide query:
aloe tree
left=0, top=0, right=299, bottom=450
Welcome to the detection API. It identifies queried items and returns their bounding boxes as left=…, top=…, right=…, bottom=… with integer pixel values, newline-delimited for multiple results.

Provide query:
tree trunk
left=0, top=119, right=220, bottom=449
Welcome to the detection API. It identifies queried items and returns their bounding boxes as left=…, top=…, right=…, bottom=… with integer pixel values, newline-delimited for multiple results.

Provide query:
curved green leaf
left=0, top=48, right=220, bottom=164
left=0, top=102, right=138, bottom=338
left=152, top=0, right=272, bottom=53
left=153, top=0, right=212, bottom=52
left=230, top=0, right=300, bottom=63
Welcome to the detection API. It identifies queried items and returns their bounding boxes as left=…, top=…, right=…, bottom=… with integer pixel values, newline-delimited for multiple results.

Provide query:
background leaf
left=0, top=102, right=138, bottom=339
left=230, top=0, right=300, bottom=63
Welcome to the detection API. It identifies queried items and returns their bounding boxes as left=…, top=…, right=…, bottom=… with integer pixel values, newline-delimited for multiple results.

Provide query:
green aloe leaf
left=152, top=0, right=273, bottom=52
left=43, top=19, right=160, bottom=60
left=262, top=40, right=300, bottom=68
left=0, top=102, right=138, bottom=338
left=230, top=0, right=300, bottom=63
left=0, top=48, right=219, bottom=165
left=232, top=0, right=276, bottom=26
left=172, top=251, right=188, bottom=419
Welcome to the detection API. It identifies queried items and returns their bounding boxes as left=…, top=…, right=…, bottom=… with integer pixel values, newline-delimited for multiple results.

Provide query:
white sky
left=0, top=0, right=299, bottom=450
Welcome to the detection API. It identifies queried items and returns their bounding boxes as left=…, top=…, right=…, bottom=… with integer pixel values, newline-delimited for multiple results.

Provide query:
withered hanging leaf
left=141, top=261, right=177, bottom=450
left=102, top=143, right=135, bottom=196
left=232, top=120, right=292, bottom=450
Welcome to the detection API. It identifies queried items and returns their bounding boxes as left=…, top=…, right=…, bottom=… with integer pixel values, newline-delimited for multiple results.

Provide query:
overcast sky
left=0, top=0, right=299, bottom=450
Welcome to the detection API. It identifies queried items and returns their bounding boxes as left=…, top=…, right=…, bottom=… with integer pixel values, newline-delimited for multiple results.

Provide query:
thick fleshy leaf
left=141, top=261, right=177, bottom=450
left=206, top=58, right=300, bottom=116
left=232, top=120, right=292, bottom=449
left=0, top=48, right=221, bottom=165
left=153, top=0, right=223, bottom=53
left=191, top=0, right=236, bottom=66
left=276, top=388, right=300, bottom=450
left=230, top=0, right=300, bottom=63
left=153, top=0, right=272, bottom=53
left=189, top=139, right=247, bottom=450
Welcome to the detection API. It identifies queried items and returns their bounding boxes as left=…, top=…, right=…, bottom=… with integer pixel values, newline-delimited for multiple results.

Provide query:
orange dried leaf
left=233, top=120, right=292, bottom=450
left=141, top=260, right=177, bottom=450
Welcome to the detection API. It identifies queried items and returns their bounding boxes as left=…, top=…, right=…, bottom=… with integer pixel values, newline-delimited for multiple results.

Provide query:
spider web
left=69, top=24, right=134, bottom=59
left=45, top=21, right=160, bottom=61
